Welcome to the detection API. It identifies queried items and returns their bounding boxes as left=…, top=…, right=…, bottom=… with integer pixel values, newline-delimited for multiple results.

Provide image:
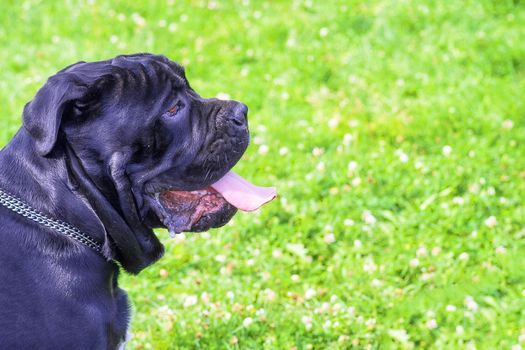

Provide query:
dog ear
left=23, top=73, right=88, bottom=156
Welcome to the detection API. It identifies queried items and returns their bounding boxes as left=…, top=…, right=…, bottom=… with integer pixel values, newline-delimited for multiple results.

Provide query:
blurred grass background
left=2, top=0, right=525, bottom=349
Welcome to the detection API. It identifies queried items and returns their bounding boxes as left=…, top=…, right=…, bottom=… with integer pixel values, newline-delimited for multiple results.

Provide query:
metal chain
left=0, top=188, right=102, bottom=253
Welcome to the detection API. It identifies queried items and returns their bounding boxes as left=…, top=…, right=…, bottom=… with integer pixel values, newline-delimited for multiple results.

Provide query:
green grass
left=2, top=0, right=525, bottom=348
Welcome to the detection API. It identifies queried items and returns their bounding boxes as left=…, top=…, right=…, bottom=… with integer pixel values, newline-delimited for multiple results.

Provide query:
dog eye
left=167, top=101, right=184, bottom=116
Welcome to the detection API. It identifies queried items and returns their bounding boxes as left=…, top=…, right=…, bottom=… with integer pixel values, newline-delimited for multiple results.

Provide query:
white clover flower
left=464, top=296, right=479, bottom=311
left=362, top=211, right=377, bottom=225
left=495, top=246, right=506, bottom=254
left=354, top=239, right=362, bottom=248
left=317, top=302, right=330, bottom=314
left=216, top=92, right=231, bottom=100
left=416, top=246, right=428, bottom=257
left=519, top=333, right=525, bottom=343
left=388, top=329, right=409, bottom=344
left=305, top=288, right=317, bottom=300
left=272, top=249, right=283, bottom=258
left=442, top=145, right=452, bottom=156
left=253, top=136, right=263, bottom=145
left=302, top=315, right=313, bottom=329
left=469, top=183, right=480, bottom=193
left=365, top=318, right=376, bottom=329
left=263, top=288, right=277, bottom=301
left=349, top=119, right=359, bottom=128
left=258, top=145, right=269, bottom=155
left=319, top=27, right=329, bottom=37
left=338, top=335, right=350, bottom=342
left=485, top=216, right=497, bottom=228
left=363, top=257, right=377, bottom=273
left=456, top=325, right=465, bottom=335
left=291, top=274, right=300, bottom=282
left=201, top=292, right=210, bottom=304
left=328, top=117, right=339, bottom=129
left=395, top=149, right=409, bottom=163
left=324, top=233, right=336, bottom=244
left=173, top=233, right=186, bottom=242
left=347, top=161, right=358, bottom=172
left=502, top=119, right=514, bottom=130
left=343, top=134, right=354, bottom=145
left=371, top=279, right=383, bottom=287
left=243, top=317, right=253, bottom=327
left=431, top=246, right=441, bottom=256
left=453, top=196, right=465, bottom=205
left=183, top=295, right=198, bottom=308
left=345, top=218, right=355, bottom=226
left=312, top=147, right=324, bottom=156
left=420, top=272, right=434, bottom=281
left=226, top=291, right=234, bottom=299
left=131, top=13, right=146, bottom=27
left=279, top=147, right=289, bottom=155
left=215, top=255, right=226, bottom=263
left=426, top=319, right=438, bottom=329
left=458, top=252, right=470, bottom=261
left=466, top=342, right=477, bottom=350
left=351, top=177, right=362, bottom=186
left=446, top=304, right=457, bottom=312
left=409, top=258, right=420, bottom=268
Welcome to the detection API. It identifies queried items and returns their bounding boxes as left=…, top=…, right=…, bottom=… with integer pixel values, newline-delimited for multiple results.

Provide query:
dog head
left=22, top=53, right=275, bottom=272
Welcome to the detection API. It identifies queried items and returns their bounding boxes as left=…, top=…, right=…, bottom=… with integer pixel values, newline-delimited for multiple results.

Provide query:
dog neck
left=0, top=128, right=164, bottom=273
left=0, top=129, right=108, bottom=247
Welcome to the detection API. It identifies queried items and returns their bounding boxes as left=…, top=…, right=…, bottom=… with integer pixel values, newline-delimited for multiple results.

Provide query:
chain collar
left=0, top=188, right=103, bottom=253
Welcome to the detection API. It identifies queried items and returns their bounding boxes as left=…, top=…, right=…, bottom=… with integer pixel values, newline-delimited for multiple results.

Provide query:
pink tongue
left=211, top=171, right=277, bottom=212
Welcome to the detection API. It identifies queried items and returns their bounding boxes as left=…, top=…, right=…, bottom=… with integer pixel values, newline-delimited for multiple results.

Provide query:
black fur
left=0, top=53, right=249, bottom=349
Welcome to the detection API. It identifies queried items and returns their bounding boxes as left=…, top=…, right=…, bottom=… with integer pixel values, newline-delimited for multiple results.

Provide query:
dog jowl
left=0, top=53, right=276, bottom=349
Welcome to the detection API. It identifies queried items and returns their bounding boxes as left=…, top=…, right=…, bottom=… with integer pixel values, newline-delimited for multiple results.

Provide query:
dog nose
left=230, top=102, right=248, bottom=128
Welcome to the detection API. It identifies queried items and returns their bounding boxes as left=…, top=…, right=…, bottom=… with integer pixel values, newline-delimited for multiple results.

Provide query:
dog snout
left=229, top=102, right=248, bottom=129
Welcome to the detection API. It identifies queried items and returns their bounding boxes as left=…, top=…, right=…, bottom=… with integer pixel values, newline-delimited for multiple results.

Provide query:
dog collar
left=0, top=188, right=103, bottom=254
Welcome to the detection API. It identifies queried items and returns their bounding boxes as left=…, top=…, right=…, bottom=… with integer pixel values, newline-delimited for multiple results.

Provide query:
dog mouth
left=149, top=171, right=276, bottom=236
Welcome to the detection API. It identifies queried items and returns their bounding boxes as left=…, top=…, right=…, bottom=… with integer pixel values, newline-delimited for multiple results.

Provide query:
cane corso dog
left=0, top=53, right=275, bottom=349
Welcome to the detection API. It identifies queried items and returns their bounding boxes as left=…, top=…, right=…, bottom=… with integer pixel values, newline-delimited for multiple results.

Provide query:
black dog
left=0, top=54, right=275, bottom=349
